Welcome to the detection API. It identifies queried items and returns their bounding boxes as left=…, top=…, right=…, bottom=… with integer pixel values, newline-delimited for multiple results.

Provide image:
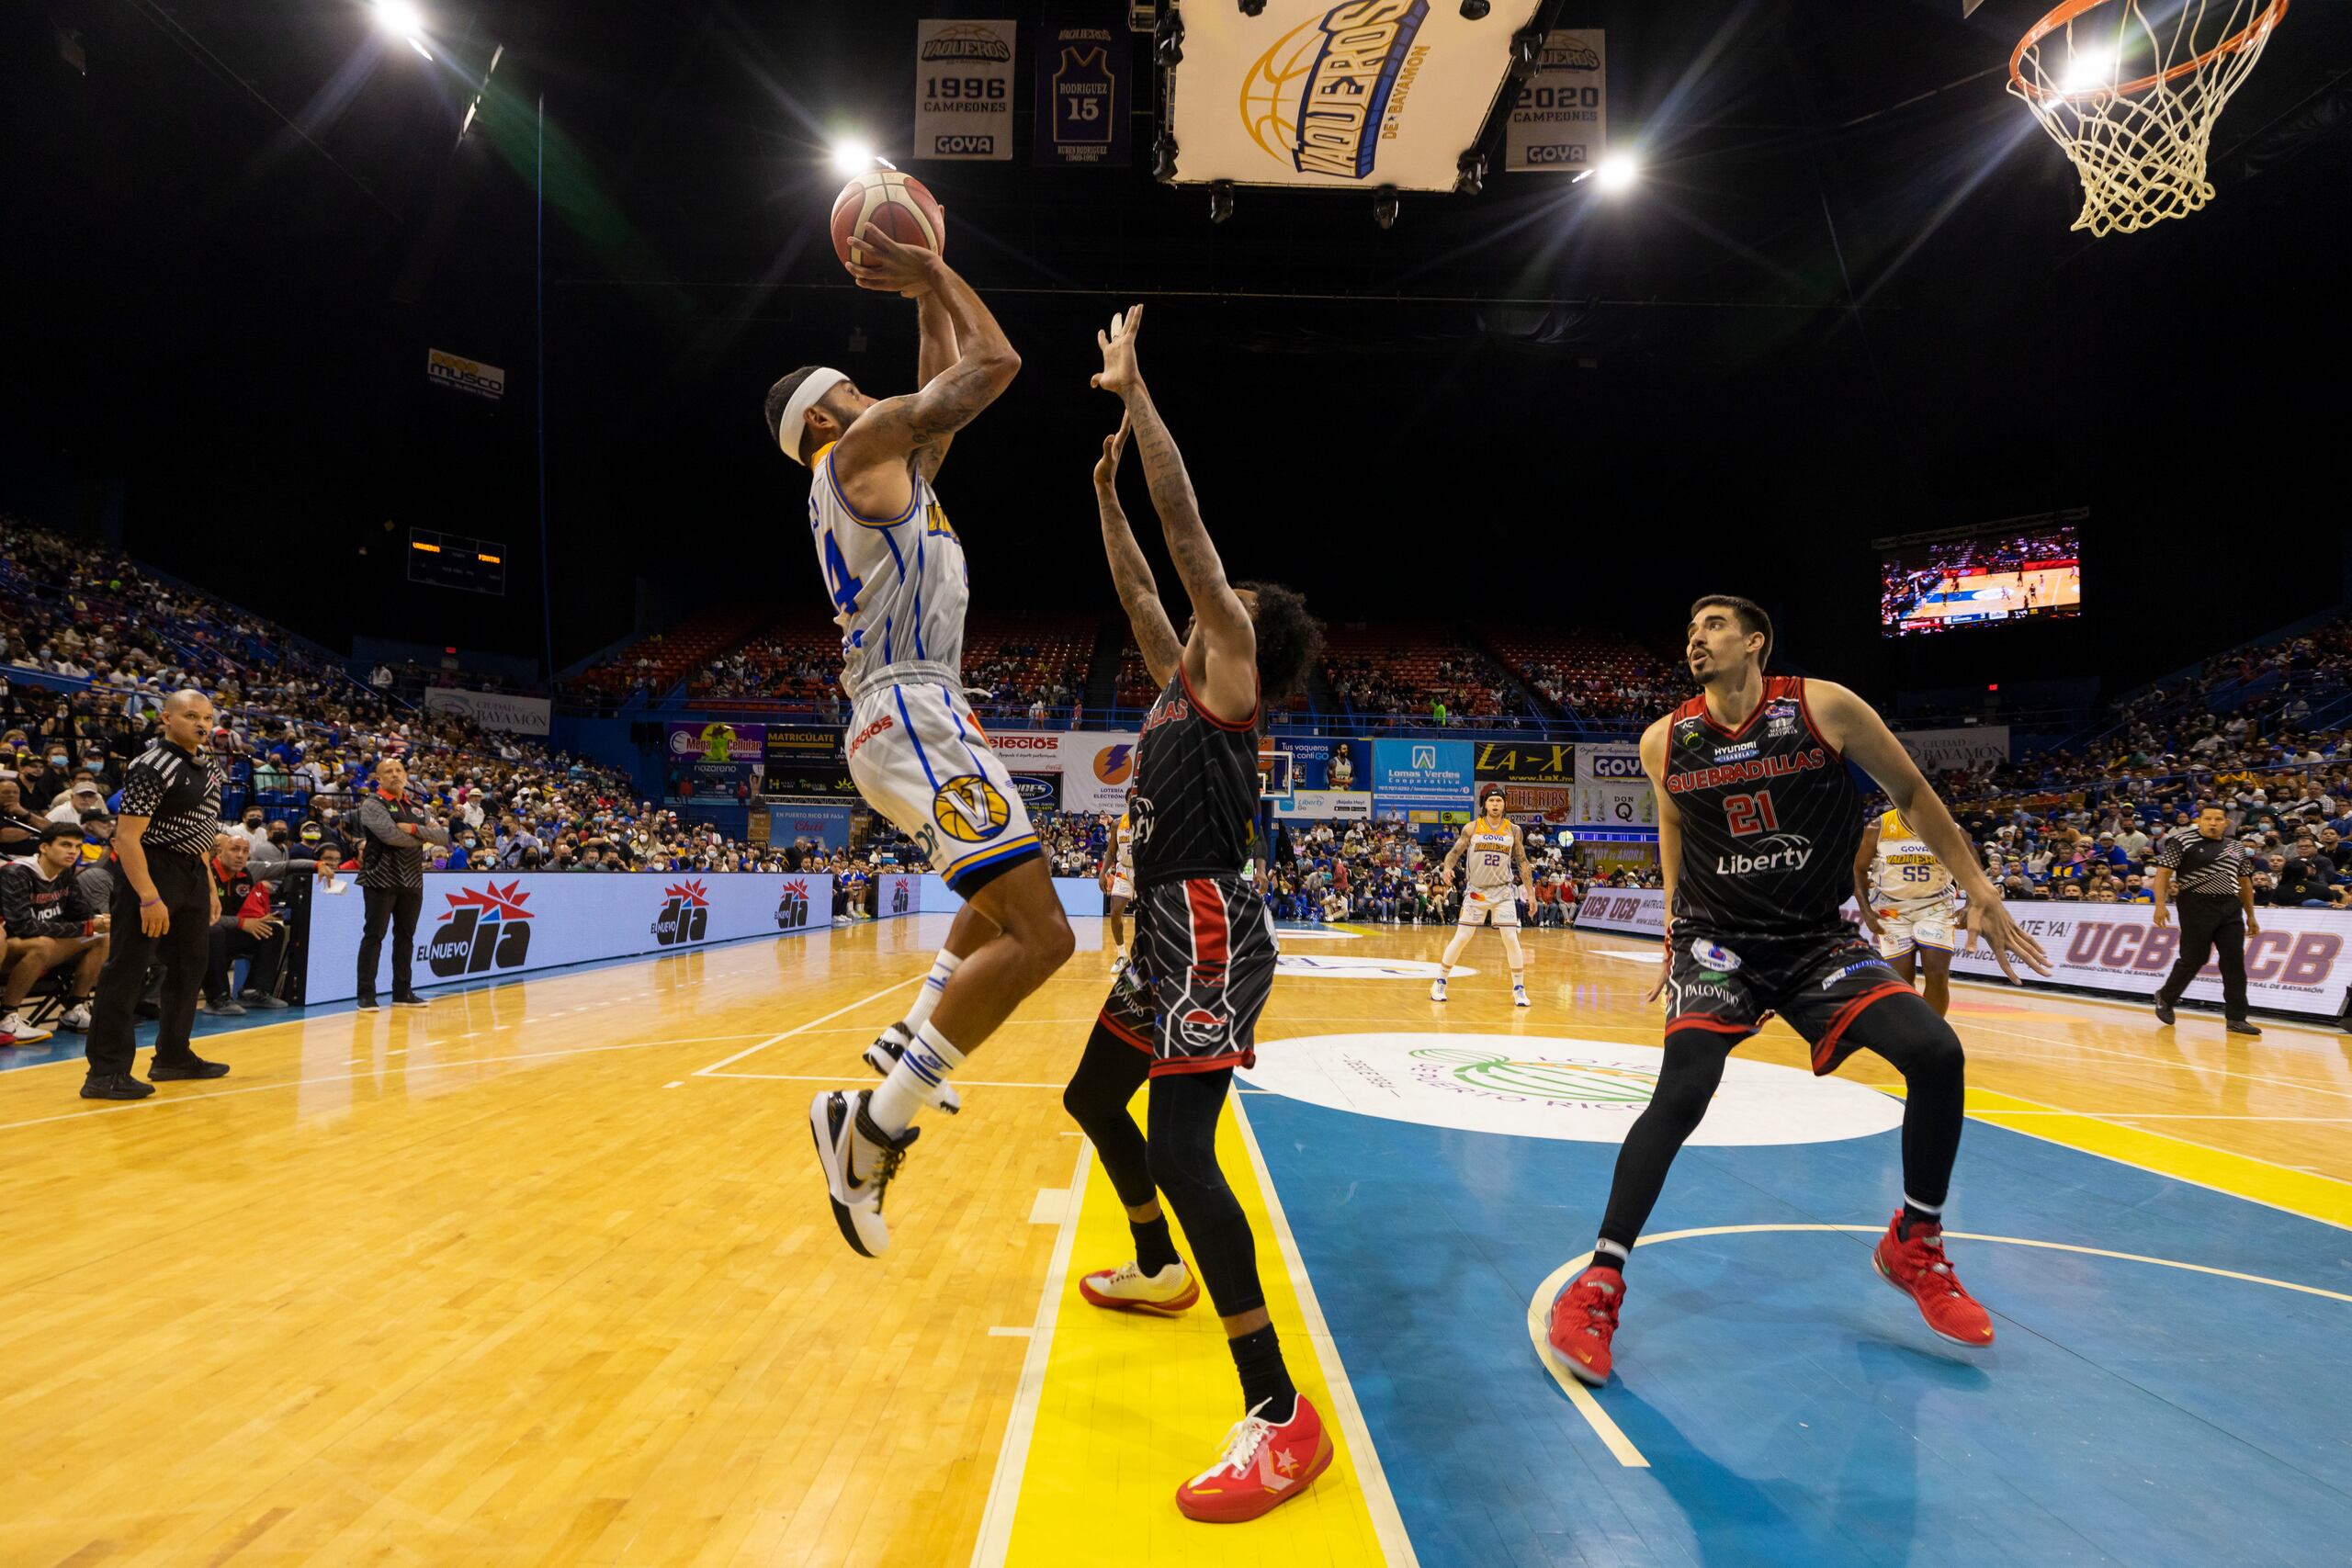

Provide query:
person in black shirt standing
left=2152, top=803, right=2261, bottom=1035
left=83, top=689, right=228, bottom=1100
left=350, top=758, right=447, bottom=1010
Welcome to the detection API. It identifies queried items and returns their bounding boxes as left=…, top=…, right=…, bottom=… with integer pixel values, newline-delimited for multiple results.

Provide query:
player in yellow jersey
left=1099, top=786, right=1136, bottom=972
left=1854, top=807, right=1959, bottom=1015
left=1433, top=784, right=1532, bottom=1007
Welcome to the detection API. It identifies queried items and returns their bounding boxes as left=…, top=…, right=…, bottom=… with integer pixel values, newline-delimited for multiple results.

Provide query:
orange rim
left=2009, top=0, right=2289, bottom=103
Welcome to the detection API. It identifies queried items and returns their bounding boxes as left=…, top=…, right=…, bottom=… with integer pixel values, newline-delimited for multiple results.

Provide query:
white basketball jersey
left=807, top=442, right=968, bottom=694
left=1870, top=809, right=1954, bottom=908
left=1114, top=814, right=1135, bottom=878
left=1464, top=820, right=1515, bottom=891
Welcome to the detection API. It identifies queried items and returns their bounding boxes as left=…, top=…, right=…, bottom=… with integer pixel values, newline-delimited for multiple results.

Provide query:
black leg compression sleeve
left=1597, top=1035, right=1730, bottom=1253
left=1147, top=1068, right=1266, bottom=1320
left=1063, top=1024, right=1155, bottom=1209
left=1840, top=991, right=1966, bottom=1211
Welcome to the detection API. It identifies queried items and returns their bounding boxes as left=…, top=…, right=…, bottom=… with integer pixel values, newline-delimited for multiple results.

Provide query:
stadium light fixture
left=2056, top=43, right=2118, bottom=94
left=830, top=139, right=877, bottom=178
left=373, top=0, right=431, bottom=60
left=1591, top=152, right=1641, bottom=194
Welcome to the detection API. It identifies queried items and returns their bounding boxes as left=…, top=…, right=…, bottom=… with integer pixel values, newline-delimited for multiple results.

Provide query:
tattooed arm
left=1091, top=306, right=1255, bottom=724
left=1093, top=414, right=1182, bottom=689
left=911, top=274, right=960, bottom=480
left=832, top=227, right=1019, bottom=513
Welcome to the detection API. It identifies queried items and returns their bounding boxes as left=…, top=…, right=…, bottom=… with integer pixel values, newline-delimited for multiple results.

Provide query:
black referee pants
left=85, top=852, right=212, bottom=1077
left=2156, top=894, right=2250, bottom=1022
left=356, top=884, right=423, bottom=1001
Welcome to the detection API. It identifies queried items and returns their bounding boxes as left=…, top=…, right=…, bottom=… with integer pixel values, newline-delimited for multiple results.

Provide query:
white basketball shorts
left=1458, top=885, right=1521, bottom=928
left=1873, top=900, right=1957, bottom=959
left=1106, top=875, right=1136, bottom=901
left=845, top=681, right=1040, bottom=894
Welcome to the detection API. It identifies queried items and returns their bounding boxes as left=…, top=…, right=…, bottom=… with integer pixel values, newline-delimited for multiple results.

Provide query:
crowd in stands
left=1323, top=648, right=1530, bottom=729
left=1258, top=819, right=1587, bottom=927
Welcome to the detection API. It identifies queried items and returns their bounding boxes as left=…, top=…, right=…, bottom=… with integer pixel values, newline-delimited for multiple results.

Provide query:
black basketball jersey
left=1131, top=662, right=1260, bottom=890
left=1664, top=675, right=1864, bottom=940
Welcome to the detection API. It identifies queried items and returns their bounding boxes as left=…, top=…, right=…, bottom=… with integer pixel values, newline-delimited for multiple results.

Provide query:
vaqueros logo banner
left=1372, top=739, right=1475, bottom=813
left=303, top=873, right=838, bottom=1004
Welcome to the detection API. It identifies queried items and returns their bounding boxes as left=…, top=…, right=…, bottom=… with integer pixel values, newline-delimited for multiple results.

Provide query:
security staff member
left=351, top=758, right=447, bottom=1009
left=2151, top=803, right=2261, bottom=1037
left=83, top=690, right=231, bottom=1100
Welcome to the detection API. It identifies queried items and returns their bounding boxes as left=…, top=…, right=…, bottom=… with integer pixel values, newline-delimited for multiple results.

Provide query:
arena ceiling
left=9, top=0, right=2346, bottom=681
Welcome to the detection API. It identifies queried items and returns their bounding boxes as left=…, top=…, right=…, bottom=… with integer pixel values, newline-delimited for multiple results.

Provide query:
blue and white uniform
left=808, top=441, right=1037, bottom=891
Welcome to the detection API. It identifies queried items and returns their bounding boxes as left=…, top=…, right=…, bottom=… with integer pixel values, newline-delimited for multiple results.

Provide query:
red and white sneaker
left=1873, top=1213, right=1996, bottom=1347
left=1079, top=1260, right=1201, bottom=1316
left=1544, top=1265, right=1624, bottom=1386
left=1174, top=1394, right=1333, bottom=1523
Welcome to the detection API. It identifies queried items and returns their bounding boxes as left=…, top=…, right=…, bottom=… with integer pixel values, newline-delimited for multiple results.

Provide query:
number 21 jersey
left=1663, top=676, right=1864, bottom=941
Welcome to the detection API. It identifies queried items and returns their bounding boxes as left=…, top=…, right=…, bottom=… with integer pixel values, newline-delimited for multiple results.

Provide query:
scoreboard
left=408, top=528, right=506, bottom=595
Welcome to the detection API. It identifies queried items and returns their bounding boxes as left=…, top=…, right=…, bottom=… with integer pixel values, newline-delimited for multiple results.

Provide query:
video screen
left=1879, top=515, right=2082, bottom=637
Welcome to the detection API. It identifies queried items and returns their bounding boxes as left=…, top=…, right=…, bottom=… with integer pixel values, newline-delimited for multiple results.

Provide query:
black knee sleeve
left=1598, top=1037, right=1729, bottom=1250
left=1147, top=1069, right=1266, bottom=1319
left=1845, top=993, right=1966, bottom=1209
left=1064, top=1023, right=1156, bottom=1210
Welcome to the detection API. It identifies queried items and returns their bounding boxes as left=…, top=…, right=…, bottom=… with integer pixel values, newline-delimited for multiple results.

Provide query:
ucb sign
left=423, top=882, right=535, bottom=978
left=652, top=881, right=711, bottom=947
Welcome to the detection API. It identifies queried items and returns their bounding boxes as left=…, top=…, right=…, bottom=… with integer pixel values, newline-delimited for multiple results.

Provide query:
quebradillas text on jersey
left=1665, top=675, right=1865, bottom=940
left=1130, top=663, right=1260, bottom=889
left=806, top=440, right=967, bottom=696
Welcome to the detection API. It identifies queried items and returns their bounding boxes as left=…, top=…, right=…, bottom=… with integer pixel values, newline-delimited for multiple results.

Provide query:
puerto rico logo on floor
left=652, top=880, right=710, bottom=947
left=1240, top=1032, right=1903, bottom=1145
left=424, top=881, right=534, bottom=978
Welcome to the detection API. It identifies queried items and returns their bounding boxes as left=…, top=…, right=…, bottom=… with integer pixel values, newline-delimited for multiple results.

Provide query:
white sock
left=1512, top=970, right=1526, bottom=988
left=1592, top=1239, right=1629, bottom=1270
left=900, top=950, right=963, bottom=1036
left=867, top=1021, right=966, bottom=1140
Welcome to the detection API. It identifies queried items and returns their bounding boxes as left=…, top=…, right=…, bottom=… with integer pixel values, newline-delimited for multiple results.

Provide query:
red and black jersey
left=1664, top=675, right=1864, bottom=941
left=1131, top=662, right=1260, bottom=891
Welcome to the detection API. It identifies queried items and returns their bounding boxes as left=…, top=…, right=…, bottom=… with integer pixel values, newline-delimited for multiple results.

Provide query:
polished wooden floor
left=3, top=912, right=2347, bottom=1566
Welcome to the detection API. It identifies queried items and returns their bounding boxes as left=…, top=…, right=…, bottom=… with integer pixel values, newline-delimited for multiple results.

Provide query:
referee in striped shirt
left=2151, top=803, right=2261, bottom=1036
left=83, top=690, right=233, bottom=1099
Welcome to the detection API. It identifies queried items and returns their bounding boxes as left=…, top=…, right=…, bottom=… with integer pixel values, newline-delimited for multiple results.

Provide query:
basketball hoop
left=2008, top=0, right=2289, bottom=235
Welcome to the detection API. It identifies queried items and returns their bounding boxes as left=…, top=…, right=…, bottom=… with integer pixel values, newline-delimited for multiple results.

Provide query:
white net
left=2009, top=0, right=2290, bottom=235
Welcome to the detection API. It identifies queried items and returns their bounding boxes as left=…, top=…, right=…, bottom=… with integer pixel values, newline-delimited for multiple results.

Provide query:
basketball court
left=6, top=917, right=2347, bottom=1565
left=1904, top=564, right=2083, bottom=626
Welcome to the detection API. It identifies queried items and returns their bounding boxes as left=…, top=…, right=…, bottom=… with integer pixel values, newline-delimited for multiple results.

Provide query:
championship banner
left=1035, top=16, right=1129, bottom=166
left=425, top=347, right=505, bottom=400
left=1502, top=28, right=1604, bottom=173
left=1894, top=726, right=2011, bottom=774
left=1373, top=739, right=1476, bottom=815
left=915, top=17, right=1017, bottom=161
left=305, top=872, right=837, bottom=1004
left=1158, top=0, right=1547, bottom=190
left=1575, top=741, right=1656, bottom=828
left=421, top=688, right=550, bottom=736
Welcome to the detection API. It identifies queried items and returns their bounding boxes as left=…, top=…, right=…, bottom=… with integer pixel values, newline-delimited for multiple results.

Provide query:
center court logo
left=1239, top=1032, right=1904, bottom=1145
left=423, top=880, right=534, bottom=978
left=1242, top=1, right=1431, bottom=180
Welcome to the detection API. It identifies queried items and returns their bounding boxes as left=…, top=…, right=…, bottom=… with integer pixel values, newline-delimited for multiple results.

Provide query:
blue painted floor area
left=1246, top=1092, right=2352, bottom=1568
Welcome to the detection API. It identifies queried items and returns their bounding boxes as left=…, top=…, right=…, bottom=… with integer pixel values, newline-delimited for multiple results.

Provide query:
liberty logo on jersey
left=1716, top=832, right=1815, bottom=876
left=422, top=881, right=534, bottom=978
left=933, top=774, right=1011, bottom=842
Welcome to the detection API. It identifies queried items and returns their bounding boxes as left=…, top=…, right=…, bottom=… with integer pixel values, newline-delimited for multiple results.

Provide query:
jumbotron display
left=1877, top=513, right=2083, bottom=637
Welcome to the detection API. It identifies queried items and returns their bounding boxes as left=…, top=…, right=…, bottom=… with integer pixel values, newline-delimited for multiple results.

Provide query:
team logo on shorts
left=1178, top=1008, right=1229, bottom=1049
left=933, top=774, right=1012, bottom=842
left=1689, top=938, right=1742, bottom=974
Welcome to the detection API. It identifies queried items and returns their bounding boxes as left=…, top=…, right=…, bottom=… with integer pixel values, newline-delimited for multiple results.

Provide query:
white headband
left=777, top=367, right=850, bottom=466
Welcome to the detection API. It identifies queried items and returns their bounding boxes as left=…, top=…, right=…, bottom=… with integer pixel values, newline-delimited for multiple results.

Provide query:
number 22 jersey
left=1663, top=676, right=1865, bottom=942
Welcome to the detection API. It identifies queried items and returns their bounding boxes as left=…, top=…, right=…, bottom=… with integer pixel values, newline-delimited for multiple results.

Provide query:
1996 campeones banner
left=1571, top=887, right=2350, bottom=1019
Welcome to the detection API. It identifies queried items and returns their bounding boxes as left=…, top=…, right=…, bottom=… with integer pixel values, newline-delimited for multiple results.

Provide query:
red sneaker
left=1544, top=1265, right=1624, bottom=1386
left=1174, top=1394, right=1333, bottom=1523
left=1873, top=1213, right=1995, bottom=1347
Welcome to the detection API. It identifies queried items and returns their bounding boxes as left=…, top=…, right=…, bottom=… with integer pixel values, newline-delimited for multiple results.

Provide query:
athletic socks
left=1227, top=1323, right=1297, bottom=1422
left=1899, top=1196, right=1943, bottom=1238
left=1132, top=1215, right=1182, bottom=1277
left=866, top=1021, right=965, bottom=1141
left=900, top=950, right=964, bottom=1037
left=1592, top=1238, right=1631, bottom=1273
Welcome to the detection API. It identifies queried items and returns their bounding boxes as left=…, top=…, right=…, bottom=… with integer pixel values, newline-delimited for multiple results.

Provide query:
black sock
left=1590, top=1241, right=1630, bottom=1276
left=1227, top=1324, right=1296, bottom=1421
left=1899, top=1203, right=1942, bottom=1237
left=1131, top=1214, right=1181, bottom=1276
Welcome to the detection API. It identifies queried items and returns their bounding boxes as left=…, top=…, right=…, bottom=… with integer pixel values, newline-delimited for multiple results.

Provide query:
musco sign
left=423, top=881, right=534, bottom=978
left=653, top=880, right=711, bottom=947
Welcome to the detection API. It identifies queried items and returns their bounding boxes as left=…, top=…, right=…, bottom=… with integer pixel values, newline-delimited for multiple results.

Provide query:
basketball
left=831, top=170, right=944, bottom=270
